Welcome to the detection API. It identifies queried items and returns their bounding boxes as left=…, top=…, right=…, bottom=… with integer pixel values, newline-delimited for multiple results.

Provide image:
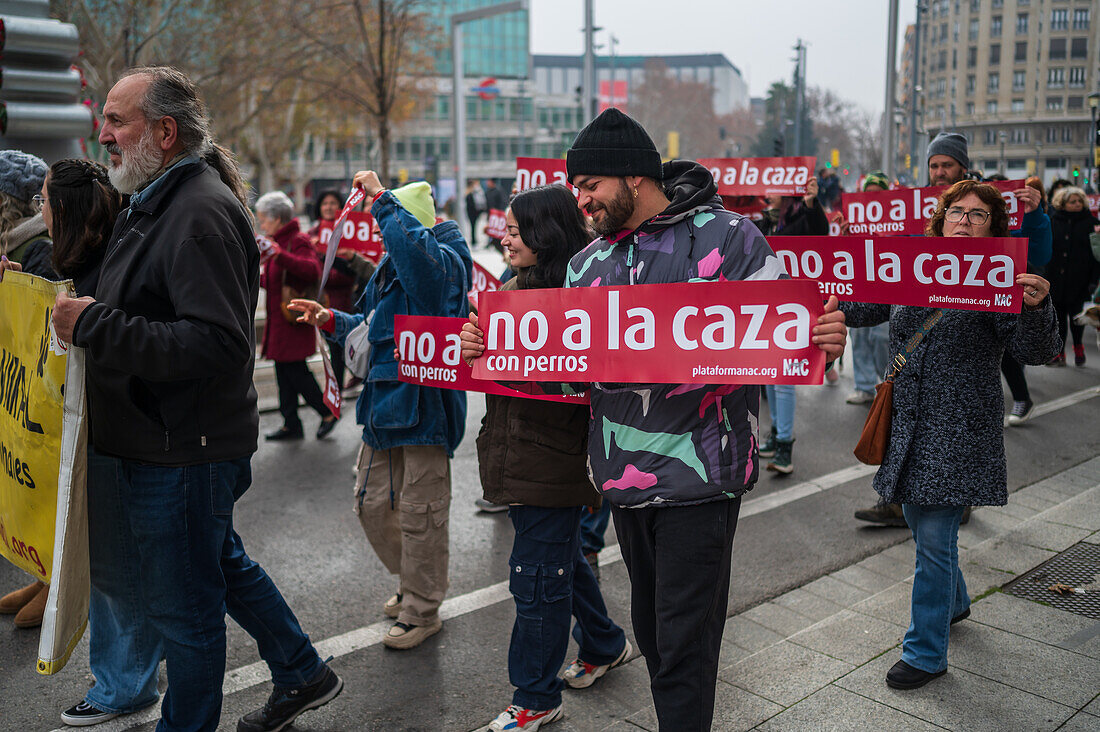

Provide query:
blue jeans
left=851, top=323, right=891, bottom=394
left=119, top=458, right=323, bottom=732
left=580, top=502, right=611, bottom=556
left=85, top=450, right=163, bottom=714
left=901, top=504, right=970, bottom=673
left=764, top=384, right=795, bottom=441
left=508, top=505, right=627, bottom=710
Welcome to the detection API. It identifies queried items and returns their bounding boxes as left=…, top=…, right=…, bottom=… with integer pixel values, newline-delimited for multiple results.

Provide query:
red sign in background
left=319, top=211, right=385, bottom=262
left=514, top=157, right=577, bottom=196
left=697, top=156, right=817, bottom=196
left=395, top=315, right=587, bottom=403
left=471, top=280, right=827, bottom=385
left=840, top=180, right=1025, bottom=236
left=767, top=236, right=1028, bottom=312
left=485, top=208, right=507, bottom=240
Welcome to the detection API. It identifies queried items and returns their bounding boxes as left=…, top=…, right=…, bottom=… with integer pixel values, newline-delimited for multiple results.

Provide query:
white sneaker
left=563, top=640, right=632, bottom=689
left=846, top=390, right=875, bottom=405
left=488, top=704, right=563, bottom=731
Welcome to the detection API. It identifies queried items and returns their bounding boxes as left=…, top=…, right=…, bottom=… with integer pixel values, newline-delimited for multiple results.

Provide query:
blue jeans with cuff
left=901, top=503, right=970, bottom=673
left=507, top=505, right=627, bottom=711
left=119, top=458, right=324, bottom=732
left=851, top=323, right=891, bottom=395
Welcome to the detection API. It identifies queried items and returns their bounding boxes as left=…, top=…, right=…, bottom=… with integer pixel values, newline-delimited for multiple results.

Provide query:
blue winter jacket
left=327, top=191, right=472, bottom=456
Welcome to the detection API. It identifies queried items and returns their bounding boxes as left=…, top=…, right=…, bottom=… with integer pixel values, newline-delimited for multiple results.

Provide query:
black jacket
left=72, top=159, right=260, bottom=465
left=758, top=198, right=829, bottom=236
left=1048, top=208, right=1100, bottom=308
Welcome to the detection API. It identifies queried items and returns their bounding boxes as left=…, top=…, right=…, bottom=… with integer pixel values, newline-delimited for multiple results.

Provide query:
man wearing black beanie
left=462, top=108, right=848, bottom=731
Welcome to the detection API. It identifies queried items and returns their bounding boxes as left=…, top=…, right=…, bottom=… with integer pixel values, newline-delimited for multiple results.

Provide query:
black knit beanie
left=566, top=108, right=663, bottom=182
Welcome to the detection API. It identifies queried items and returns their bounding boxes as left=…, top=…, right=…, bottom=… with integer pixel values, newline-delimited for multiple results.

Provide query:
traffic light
left=831, top=148, right=840, bottom=168
left=904, top=153, right=912, bottom=169
left=1072, top=167, right=1080, bottom=178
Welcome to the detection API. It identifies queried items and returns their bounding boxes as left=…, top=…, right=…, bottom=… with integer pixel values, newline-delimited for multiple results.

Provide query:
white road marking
left=48, top=385, right=1098, bottom=731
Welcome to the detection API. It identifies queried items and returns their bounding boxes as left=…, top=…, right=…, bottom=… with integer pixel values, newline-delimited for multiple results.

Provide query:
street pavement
left=1, top=264, right=1098, bottom=729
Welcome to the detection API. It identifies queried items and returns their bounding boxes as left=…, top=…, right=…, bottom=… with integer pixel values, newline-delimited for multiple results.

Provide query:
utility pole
left=582, top=0, right=597, bottom=122
left=882, top=0, right=900, bottom=180
left=792, top=39, right=805, bottom=157
left=909, top=2, right=925, bottom=184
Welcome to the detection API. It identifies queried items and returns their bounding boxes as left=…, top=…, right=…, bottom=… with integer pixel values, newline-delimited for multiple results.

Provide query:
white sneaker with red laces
left=563, top=639, right=632, bottom=689
left=488, top=704, right=563, bottom=731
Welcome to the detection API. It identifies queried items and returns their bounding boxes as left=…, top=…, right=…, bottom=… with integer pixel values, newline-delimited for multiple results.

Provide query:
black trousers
left=611, top=497, right=741, bottom=732
left=274, top=360, right=328, bottom=431
left=1054, top=302, right=1084, bottom=349
left=328, top=340, right=346, bottom=390
left=1000, top=352, right=1029, bottom=401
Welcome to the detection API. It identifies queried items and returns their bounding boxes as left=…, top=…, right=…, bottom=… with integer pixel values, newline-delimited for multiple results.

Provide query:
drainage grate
left=1003, top=541, right=1100, bottom=619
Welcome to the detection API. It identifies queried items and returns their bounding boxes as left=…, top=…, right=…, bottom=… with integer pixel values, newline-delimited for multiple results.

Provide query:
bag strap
left=884, top=308, right=944, bottom=382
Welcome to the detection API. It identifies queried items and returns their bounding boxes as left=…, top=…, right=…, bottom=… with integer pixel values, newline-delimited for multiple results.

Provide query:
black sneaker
left=766, top=439, right=794, bottom=475
left=60, top=701, right=119, bottom=726
left=854, top=501, right=907, bottom=527
left=237, top=666, right=343, bottom=732
left=758, top=425, right=778, bottom=458
left=1006, top=399, right=1033, bottom=426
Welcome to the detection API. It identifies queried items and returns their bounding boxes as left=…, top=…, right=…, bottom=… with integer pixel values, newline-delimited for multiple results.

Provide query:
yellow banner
left=0, top=272, right=67, bottom=581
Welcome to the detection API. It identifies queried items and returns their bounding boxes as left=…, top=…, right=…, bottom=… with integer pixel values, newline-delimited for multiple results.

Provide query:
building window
left=953, top=21, right=959, bottom=41
left=1062, top=126, right=1073, bottom=143
left=967, top=46, right=977, bottom=68
left=991, top=16, right=1002, bottom=37
left=989, top=44, right=1001, bottom=64
left=988, top=72, right=1000, bottom=93
left=1072, top=8, right=1090, bottom=30
left=992, top=0, right=1002, bottom=7
left=1051, top=9, right=1068, bottom=32
left=939, top=50, right=947, bottom=70
left=1046, top=97, right=1064, bottom=111
left=952, top=48, right=958, bottom=69
left=1016, top=13, right=1028, bottom=34
left=1011, top=128, right=1029, bottom=144
left=987, top=100, right=998, bottom=114
left=1070, top=38, right=1087, bottom=59
left=966, top=102, right=975, bottom=115
left=985, top=129, right=997, bottom=145
left=1049, top=38, right=1067, bottom=60
left=1069, top=67, right=1086, bottom=88
left=968, top=18, right=979, bottom=40
left=1013, top=70, right=1026, bottom=90
left=1068, top=96, right=1084, bottom=110
left=1047, top=126, right=1058, bottom=144
left=1048, top=68, right=1065, bottom=88
left=1015, top=42, right=1027, bottom=62
left=966, top=74, right=976, bottom=94
left=395, top=140, right=406, bottom=159
left=1012, top=99, right=1025, bottom=112
left=970, top=0, right=979, bottom=13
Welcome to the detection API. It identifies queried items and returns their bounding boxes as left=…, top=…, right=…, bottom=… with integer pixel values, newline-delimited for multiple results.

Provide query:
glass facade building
left=427, top=0, right=529, bottom=79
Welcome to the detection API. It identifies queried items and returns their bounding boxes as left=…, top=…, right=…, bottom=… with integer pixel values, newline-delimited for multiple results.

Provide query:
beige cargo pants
left=354, top=444, right=450, bottom=626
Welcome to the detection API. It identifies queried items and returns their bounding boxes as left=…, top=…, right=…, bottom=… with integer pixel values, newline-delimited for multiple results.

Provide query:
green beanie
left=862, top=171, right=890, bottom=191
left=390, top=181, right=436, bottom=229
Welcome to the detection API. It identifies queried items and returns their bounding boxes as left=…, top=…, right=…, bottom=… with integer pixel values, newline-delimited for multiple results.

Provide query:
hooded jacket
left=327, top=190, right=472, bottom=456
left=1048, top=208, right=1100, bottom=308
left=563, top=160, right=786, bottom=508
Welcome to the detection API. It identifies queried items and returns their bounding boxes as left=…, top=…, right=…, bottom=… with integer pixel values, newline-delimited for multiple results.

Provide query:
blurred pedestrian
left=480, top=185, right=630, bottom=732
left=0, top=150, right=57, bottom=279
left=841, top=180, right=1059, bottom=690
left=256, top=191, right=337, bottom=441
left=54, top=66, right=341, bottom=732
left=292, top=173, right=471, bottom=650
left=1047, top=186, right=1100, bottom=367
left=846, top=172, right=892, bottom=407
left=466, top=178, right=486, bottom=246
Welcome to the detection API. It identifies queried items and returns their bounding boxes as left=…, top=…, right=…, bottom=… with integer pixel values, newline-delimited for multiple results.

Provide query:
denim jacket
left=327, top=191, right=472, bottom=455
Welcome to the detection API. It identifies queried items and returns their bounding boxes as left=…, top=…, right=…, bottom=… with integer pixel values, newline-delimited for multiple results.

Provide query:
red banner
left=470, top=280, right=826, bottom=385
left=1087, top=194, right=1100, bottom=217
left=469, top=260, right=501, bottom=309
left=319, top=211, right=385, bottom=262
left=515, top=157, right=577, bottom=197
left=766, top=235, right=1028, bottom=312
left=395, top=315, right=587, bottom=403
left=698, top=156, right=817, bottom=196
left=840, top=180, right=1025, bottom=236
left=256, top=234, right=278, bottom=265
left=315, top=329, right=341, bottom=418
left=485, top=208, right=507, bottom=240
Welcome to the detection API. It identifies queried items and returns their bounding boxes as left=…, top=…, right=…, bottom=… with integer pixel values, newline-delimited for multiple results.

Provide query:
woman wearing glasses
left=840, top=180, right=1059, bottom=691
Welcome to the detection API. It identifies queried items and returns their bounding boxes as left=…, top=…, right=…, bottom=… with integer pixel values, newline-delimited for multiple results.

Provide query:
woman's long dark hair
left=47, top=159, right=122, bottom=278
left=312, top=188, right=344, bottom=222
left=509, top=185, right=591, bottom=288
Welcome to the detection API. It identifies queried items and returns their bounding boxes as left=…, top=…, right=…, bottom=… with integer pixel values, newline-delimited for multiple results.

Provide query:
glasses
left=32, top=194, right=49, bottom=212
left=944, top=207, right=990, bottom=225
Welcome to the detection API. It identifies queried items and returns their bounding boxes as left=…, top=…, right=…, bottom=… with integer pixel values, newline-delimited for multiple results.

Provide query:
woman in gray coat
left=841, top=180, right=1060, bottom=691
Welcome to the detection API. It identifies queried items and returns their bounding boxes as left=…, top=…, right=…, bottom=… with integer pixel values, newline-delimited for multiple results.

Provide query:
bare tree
left=630, top=60, right=723, bottom=161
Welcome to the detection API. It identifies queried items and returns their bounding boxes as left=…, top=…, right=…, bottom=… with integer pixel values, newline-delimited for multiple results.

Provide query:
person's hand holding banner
left=287, top=298, right=331, bottom=326
left=51, top=292, right=95, bottom=345
left=1013, top=185, right=1040, bottom=214
left=353, top=170, right=386, bottom=198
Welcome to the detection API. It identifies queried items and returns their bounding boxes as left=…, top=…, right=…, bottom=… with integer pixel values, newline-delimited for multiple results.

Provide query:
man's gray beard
left=107, top=129, right=165, bottom=194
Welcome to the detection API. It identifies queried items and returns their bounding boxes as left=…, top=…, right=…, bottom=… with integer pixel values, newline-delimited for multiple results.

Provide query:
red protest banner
left=1087, top=194, right=1100, bottom=217
left=315, top=329, right=341, bottom=418
left=840, top=180, right=1025, bottom=236
left=319, top=211, right=385, bottom=262
left=767, top=235, right=1028, bottom=312
left=485, top=208, right=508, bottom=240
left=395, top=315, right=588, bottom=403
left=468, top=260, right=501, bottom=309
left=515, top=157, right=577, bottom=196
left=256, top=234, right=278, bottom=265
left=697, top=157, right=817, bottom=196
left=470, top=280, right=826, bottom=385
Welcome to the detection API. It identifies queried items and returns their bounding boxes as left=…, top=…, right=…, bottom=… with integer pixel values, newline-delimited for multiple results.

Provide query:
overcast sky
left=530, top=0, right=917, bottom=115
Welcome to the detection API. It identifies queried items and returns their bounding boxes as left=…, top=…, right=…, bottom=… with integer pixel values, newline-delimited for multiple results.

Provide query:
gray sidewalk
left=542, top=457, right=1100, bottom=732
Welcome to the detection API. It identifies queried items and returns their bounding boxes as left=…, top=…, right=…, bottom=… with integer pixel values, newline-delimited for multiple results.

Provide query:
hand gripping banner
left=0, top=272, right=88, bottom=674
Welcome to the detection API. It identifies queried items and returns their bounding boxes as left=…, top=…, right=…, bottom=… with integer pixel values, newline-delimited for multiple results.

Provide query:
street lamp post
left=1088, top=93, right=1099, bottom=191
left=452, top=0, right=528, bottom=243
left=999, top=131, right=1007, bottom=176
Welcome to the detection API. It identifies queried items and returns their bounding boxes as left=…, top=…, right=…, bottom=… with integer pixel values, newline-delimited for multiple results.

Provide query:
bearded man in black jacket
left=50, top=67, right=341, bottom=732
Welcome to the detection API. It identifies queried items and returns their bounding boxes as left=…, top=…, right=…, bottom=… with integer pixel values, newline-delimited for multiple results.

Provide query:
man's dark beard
left=589, top=179, right=636, bottom=237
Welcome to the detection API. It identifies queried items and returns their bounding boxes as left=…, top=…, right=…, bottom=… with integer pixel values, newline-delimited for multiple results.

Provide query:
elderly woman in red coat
left=257, top=191, right=338, bottom=440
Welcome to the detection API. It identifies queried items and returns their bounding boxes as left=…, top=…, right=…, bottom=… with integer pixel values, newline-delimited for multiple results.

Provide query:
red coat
left=261, top=219, right=321, bottom=362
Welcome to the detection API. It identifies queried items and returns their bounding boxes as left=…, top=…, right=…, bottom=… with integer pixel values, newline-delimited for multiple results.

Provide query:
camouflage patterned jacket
left=564, top=161, right=786, bottom=508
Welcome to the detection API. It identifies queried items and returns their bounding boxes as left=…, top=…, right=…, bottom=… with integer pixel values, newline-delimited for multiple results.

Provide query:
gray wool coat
left=840, top=301, right=1061, bottom=506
